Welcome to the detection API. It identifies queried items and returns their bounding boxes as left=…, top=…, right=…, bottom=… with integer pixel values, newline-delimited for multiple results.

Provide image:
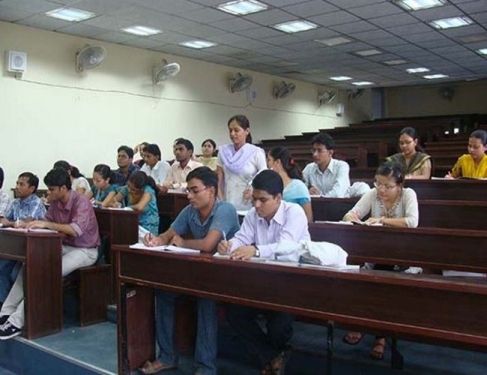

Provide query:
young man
left=116, top=145, right=140, bottom=184
left=0, top=167, right=12, bottom=218
left=217, top=169, right=310, bottom=375
left=142, top=167, right=239, bottom=375
left=0, top=172, right=46, bottom=304
left=161, top=138, right=203, bottom=191
left=302, top=133, right=350, bottom=197
left=0, top=168, right=100, bottom=339
left=140, top=143, right=171, bottom=186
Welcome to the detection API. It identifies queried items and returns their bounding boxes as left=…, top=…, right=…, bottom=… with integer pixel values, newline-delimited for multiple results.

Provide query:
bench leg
left=79, top=266, right=111, bottom=326
left=391, top=337, right=404, bottom=369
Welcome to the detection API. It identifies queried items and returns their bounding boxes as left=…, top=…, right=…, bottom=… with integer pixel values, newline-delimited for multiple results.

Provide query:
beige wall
left=0, top=21, right=371, bottom=190
left=385, top=79, right=487, bottom=118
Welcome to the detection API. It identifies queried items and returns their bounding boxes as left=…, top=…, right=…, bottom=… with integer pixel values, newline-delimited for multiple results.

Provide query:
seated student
left=0, top=168, right=99, bottom=339
left=141, top=167, right=240, bottom=375
left=197, top=139, right=218, bottom=171
left=302, top=133, right=350, bottom=197
left=267, top=146, right=313, bottom=222
left=53, top=160, right=91, bottom=196
left=342, top=161, right=418, bottom=360
left=162, top=138, right=203, bottom=191
left=217, top=170, right=310, bottom=375
left=0, top=172, right=46, bottom=305
left=89, top=164, right=119, bottom=207
left=116, top=145, right=140, bottom=184
left=446, top=129, right=487, bottom=179
left=140, top=144, right=171, bottom=187
left=134, top=142, right=149, bottom=167
left=108, top=171, right=159, bottom=235
left=387, top=127, right=431, bottom=179
left=0, top=167, right=12, bottom=218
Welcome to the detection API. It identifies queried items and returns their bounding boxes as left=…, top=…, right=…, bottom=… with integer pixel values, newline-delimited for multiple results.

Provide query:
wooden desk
left=405, top=179, right=487, bottom=201
left=113, top=246, right=487, bottom=374
left=0, top=229, right=63, bottom=339
left=309, top=222, right=487, bottom=273
left=157, top=191, right=189, bottom=220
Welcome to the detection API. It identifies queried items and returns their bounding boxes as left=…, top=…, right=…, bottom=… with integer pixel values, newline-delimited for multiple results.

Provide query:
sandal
left=139, top=360, right=177, bottom=374
left=370, top=338, right=386, bottom=360
left=342, top=331, right=363, bottom=345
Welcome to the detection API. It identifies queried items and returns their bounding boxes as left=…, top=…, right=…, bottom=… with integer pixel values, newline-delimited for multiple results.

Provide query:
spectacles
left=185, top=186, right=208, bottom=195
left=374, top=182, right=397, bottom=190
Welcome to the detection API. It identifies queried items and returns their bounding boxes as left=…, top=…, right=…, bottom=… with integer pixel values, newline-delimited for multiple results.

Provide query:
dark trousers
left=227, top=304, right=293, bottom=367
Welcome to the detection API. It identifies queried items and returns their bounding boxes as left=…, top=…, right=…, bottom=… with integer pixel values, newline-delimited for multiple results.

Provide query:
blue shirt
left=119, top=185, right=159, bottom=235
left=283, top=179, right=311, bottom=206
left=6, top=194, right=46, bottom=221
left=91, top=184, right=118, bottom=202
left=171, top=200, right=240, bottom=242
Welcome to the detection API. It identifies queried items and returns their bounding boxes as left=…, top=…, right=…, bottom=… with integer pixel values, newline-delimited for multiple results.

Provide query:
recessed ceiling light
left=46, top=7, right=95, bottom=22
left=423, top=74, right=448, bottom=79
left=352, top=81, right=373, bottom=86
left=430, top=17, right=473, bottom=30
left=407, top=67, right=430, bottom=73
left=179, top=40, right=217, bottom=49
left=330, top=76, right=352, bottom=81
left=355, top=49, right=381, bottom=56
left=217, top=0, right=268, bottom=15
left=122, top=25, right=161, bottom=36
left=315, top=36, right=351, bottom=46
left=384, top=59, right=407, bottom=65
left=273, top=20, right=318, bottom=34
left=393, top=0, right=446, bottom=11
left=477, top=48, right=487, bottom=55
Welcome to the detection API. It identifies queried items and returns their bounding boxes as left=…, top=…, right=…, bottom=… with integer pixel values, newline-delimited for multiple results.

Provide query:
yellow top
left=197, top=156, right=218, bottom=171
left=451, top=154, right=487, bottom=178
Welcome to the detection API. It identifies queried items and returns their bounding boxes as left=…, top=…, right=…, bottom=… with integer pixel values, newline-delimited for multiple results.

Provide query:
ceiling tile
left=17, top=14, right=71, bottom=30
left=0, top=0, right=59, bottom=13
left=347, top=2, right=403, bottom=18
left=369, top=13, right=418, bottom=28
left=326, top=0, right=385, bottom=9
left=387, top=22, right=434, bottom=36
left=0, top=5, right=33, bottom=21
left=212, top=17, right=258, bottom=31
left=456, top=0, right=487, bottom=13
left=130, top=0, right=203, bottom=14
left=330, top=20, right=377, bottom=34
left=180, top=7, right=233, bottom=23
left=412, top=5, right=467, bottom=21
left=236, top=26, right=283, bottom=39
left=243, top=9, right=296, bottom=26
left=283, top=0, right=339, bottom=17
left=309, top=11, right=360, bottom=26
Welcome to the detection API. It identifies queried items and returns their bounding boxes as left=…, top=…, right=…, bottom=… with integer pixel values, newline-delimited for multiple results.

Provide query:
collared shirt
left=140, top=160, right=171, bottom=185
left=46, top=190, right=100, bottom=248
left=115, top=163, right=140, bottom=184
left=171, top=200, right=240, bottom=241
left=302, top=159, right=350, bottom=197
left=163, top=159, right=203, bottom=188
left=6, top=194, right=46, bottom=221
left=230, top=200, right=310, bottom=259
left=0, top=189, right=12, bottom=217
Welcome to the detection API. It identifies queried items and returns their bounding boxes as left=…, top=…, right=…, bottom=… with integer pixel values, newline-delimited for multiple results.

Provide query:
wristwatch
left=254, top=247, right=260, bottom=257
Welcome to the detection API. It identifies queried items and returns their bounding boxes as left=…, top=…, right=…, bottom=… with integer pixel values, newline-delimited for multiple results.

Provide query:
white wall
left=0, top=21, right=371, bottom=190
left=385, top=79, right=487, bottom=118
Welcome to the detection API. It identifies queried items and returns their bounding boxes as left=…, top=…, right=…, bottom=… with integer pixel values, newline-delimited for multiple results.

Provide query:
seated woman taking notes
left=446, top=129, right=487, bottom=179
left=89, top=164, right=118, bottom=207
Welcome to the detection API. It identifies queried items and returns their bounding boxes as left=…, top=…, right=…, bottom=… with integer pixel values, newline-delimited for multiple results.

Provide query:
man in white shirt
left=140, top=143, right=171, bottom=187
left=218, top=170, right=310, bottom=374
left=161, top=139, right=202, bottom=191
left=302, top=133, right=350, bottom=197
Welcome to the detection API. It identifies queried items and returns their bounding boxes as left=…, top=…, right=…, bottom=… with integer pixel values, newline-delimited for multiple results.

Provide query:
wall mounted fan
left=229, top=72, right=253, bottom=93
left=273, top=81, right=296, bottom=99
left=347, top=88, right=364, bottom=100
left=75, top=45, right=106, bottom=72
left=318, top=90, right=337, bottom=105
left=153, top=59, right=181, bottom=84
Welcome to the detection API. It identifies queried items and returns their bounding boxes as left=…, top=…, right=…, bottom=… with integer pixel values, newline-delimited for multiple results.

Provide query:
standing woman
left=267, top=146, right=313, bottom=222
left=198, top=139, right=218, bottom=171
left=387, top=127, right=431, bottom=179
left=447, top=129, right=487, bottom=179
left=217, top=115, right=266, bottom=210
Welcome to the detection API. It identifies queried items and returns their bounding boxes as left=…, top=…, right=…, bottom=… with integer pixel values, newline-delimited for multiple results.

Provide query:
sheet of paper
left=129, top=242, right=199, bottom=254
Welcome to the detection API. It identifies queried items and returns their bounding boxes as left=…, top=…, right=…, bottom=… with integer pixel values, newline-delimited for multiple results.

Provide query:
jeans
left=155, top=291, right=217, bottom=375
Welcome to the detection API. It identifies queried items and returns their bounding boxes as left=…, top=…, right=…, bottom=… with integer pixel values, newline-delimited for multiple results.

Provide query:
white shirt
left=140, top=160, right=171, bottom=185
left=72, top=177, right=91, bottom=196
left=302, top=159, right=350, bottom=198
left=163, top=159, right=203, bottom=188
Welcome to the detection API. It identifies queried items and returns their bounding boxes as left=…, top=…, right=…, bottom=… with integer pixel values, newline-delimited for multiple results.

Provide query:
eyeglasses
left=185, top=186, right=208, bottom=195
left=374, top=182, right=398, bottom=190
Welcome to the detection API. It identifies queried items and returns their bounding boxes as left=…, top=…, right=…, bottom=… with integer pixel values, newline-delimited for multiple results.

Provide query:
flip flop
left=342, top=332, right=363, bottom=345
left=370, top=338, right=386, bottom=360
left=139, top=360, right=177, bottom=374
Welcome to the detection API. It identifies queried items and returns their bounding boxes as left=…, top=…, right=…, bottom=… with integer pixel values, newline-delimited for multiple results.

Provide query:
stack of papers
left=130, top=243, right=198, bottom=255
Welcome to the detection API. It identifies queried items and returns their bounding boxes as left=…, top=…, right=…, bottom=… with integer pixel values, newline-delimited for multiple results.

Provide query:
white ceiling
left=1, top=0, right=486, bottom=88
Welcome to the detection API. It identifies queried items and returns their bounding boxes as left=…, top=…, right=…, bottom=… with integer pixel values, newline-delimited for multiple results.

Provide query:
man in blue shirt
left=142, top=166, right=240, bottom=375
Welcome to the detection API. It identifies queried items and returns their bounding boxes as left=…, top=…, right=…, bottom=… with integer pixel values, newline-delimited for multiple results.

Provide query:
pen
left=222, top=231, right=227, bottom=242
left=148, top=232, right=153, bottom=243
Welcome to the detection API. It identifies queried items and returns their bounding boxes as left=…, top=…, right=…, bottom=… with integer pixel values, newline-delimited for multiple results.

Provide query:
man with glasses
left=142, top=167, right=239, bottom=375
left=302, top=133, right=350, bottom=197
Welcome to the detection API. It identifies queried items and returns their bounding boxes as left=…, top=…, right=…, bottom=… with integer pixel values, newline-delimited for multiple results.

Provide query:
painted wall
left=0, top=21, right=371, bottom=190
left=385, top=79, right=487, bottom=118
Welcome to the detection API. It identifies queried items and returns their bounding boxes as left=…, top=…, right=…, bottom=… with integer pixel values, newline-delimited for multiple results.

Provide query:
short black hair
left=186, top=166, right=218, bottom=195
left=53, top=160, right=71, bottom=172
left=201, top=139, right=216, bottom=149
left=117, top=145, right=134, bottom=159
left=44, top=168, right=72, bottom=190
left=252, top=170, right=283, bottom=196
left=311, top=133, right=335, bottom=150
left=376, top=161, right=404, bottom=185
left=145, top=144, right=161, bottom=160
left=471, top=130, right=487, bottom=146
left=0, top=167, right=4, bottom=189
left=18, top=172, right=39, bottom=193
left=175, top=138, right=194, bottom=152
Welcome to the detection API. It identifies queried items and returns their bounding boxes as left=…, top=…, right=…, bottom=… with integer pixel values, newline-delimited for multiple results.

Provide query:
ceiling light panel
left=217, top=0, right=268, bottom=16
left=355, top=49, right=382, bottom=56
left=423, top=73, right=448, bottom=79
left=330, top=76, right=352, bottom=81
left=352, top=81, right=373, bottom=86
left=430, top=17, right=473, bottom=30
left=273, top=20, right=318, bottom=33
left=407, top=67, right=430, bottom=73
left=384, top=59, right=407, bottom=65
left=393, top=0, right=446, bottom=11
left=122, top=25, right=161, bottom=36
left=477, top=48, right=487, bottom=55
left=315, top=36, right=351, bottom=46
left=46, top=7, right=95, bottom=22
left=180, top=40, right=217, bottom=49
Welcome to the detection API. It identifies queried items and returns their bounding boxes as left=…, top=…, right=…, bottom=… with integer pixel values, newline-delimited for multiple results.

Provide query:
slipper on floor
left=342, top=332, right=363, bottom=345
left=370, top=339, right=386, bottom=360
left=139, top=360, right=177, bottom=374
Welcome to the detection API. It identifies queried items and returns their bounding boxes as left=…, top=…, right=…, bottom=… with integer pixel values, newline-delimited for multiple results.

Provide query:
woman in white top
left=53, top=160, right=91, bottom=196
left=267, top=146, right=313, bottom=222
left=342, top=161, right=418, bottom=360
left=217, top=115, right=266, bottom=210
left=140, top=143, right=170, bottom=188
